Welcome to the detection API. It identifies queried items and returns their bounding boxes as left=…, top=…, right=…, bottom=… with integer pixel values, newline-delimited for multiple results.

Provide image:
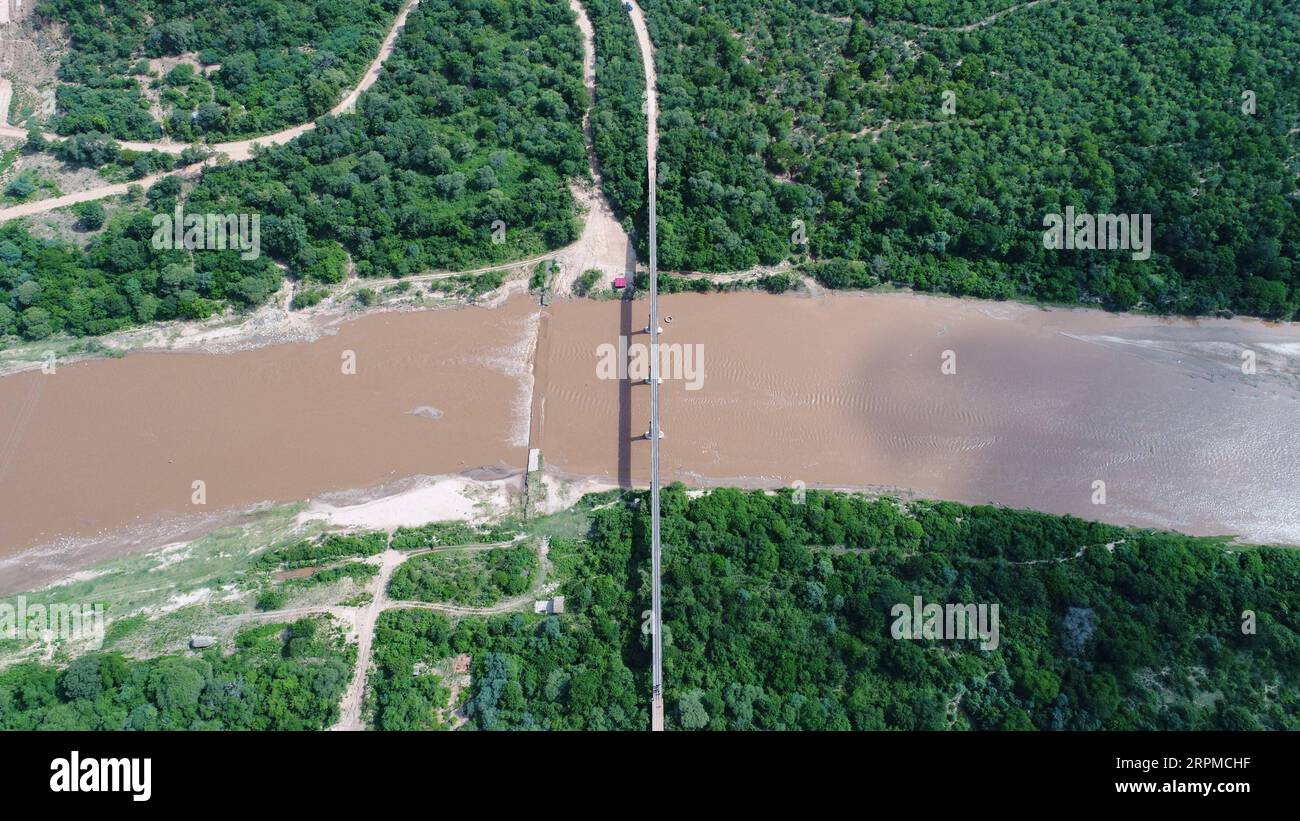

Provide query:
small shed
left=613, top=276, right=628, bottom=289
left=190, top=636, right=215, bottom=649
left=533, top=596, right=566, bottom=615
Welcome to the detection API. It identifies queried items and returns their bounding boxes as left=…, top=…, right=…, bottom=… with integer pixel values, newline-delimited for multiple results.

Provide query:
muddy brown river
left=0, top=300, right=535, bottom=573
left=2, top=290, right=1298, bottom=590
left=538, top=291, right=1300, bottom=545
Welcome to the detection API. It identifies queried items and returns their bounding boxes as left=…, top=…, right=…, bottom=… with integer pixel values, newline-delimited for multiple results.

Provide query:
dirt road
left=327, top=536, right=549, bottom=730
left=554, top=0, right=635, bottom=293
left=332, top=542, right=406, bottom=731
left=627, top=2, right=658, bottom=177
left=0, top=0, right=421, bottom=222
left=0, top=0, right=649, bottom=378
left=1, top=0, right=630, bottom=303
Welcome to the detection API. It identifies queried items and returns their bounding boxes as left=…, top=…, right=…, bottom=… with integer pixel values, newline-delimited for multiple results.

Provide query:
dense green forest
left=586, top=0, right=649, bottom=228
left=1, top=0, right=588, bottom=346
left=7, top=489, right=1296, bottom=730
left=368, top=609, right=456, bottom=729
left=367, top=602, right=644, bottom=730
left=189, top=0, right=588, bottom=277
left=7, top=0, right=1298, bottom=349
left=370, top=542, right=644, bottom=730
left=587, top=0, right=1300, bottom=318
left=38, top=0, right=401, bottom=141
left=0, top=617, right=352, bottom=730
left=0, top=211, right=283, bottom=341
left=371, top=488, right=1299, bottom=730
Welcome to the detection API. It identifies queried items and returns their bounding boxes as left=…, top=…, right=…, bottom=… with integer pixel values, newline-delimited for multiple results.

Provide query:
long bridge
left=626, top=0, right=664, bottom=733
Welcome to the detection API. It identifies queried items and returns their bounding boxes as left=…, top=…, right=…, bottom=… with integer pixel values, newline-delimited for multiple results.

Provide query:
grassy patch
left=388, top=543, right=537, bottom=607
left=391, top=520, right=521, bottom=551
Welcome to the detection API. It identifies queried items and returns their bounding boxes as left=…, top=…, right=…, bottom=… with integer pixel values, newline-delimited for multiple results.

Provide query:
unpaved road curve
left=1, top=0, right=628, bottom=302
left=627, top=2, right=658, bottom=177
left=0, top=0, right=631, bottom=377
left=0, top=0, right=421, bottom=222
left=219, top=536, right=544, bottom=732
left=332, top=542, right=406, bottom=732
left=331, top=538, right=524, bottom=730
left=329, top=536, right=549, bottom=730
left=0, top=163, right=211, bottom=222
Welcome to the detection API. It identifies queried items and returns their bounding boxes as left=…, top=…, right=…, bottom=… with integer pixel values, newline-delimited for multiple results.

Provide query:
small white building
left=533, top=596, right=565, bottom=615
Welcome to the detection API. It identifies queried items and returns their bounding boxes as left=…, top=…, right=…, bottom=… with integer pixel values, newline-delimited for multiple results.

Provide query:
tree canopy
left=0, top=617, right=353, bottom=730
left=40, top=0, right=403, bottom=141
left=589, top=0, right=1300, bottom=319
left=373, top=488, right=1300, bottom=730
